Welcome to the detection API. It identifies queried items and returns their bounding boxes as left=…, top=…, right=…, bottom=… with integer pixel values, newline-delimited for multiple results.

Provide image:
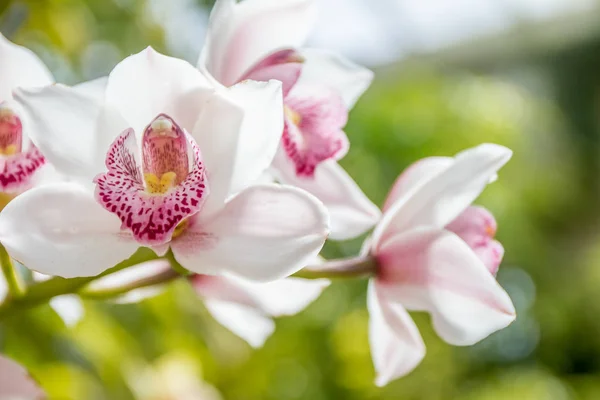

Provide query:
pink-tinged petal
left=192, top=80, right=283, bottom=216
left=192, top=274, right=329, bottom=317
left=86, top=259, right=171, bottom=303
left=382, top=157, right=454, bottom=213
left=0, top=355, right=45, bottom=399
left=273, top=160, right=380, bottom=240
left=368, top=281, right=425, bottom=386
left=376, top=228, right=516, bottom=346
left=13, top=85, right=128, bottom=185
left=280, top=85, right=348, bottom=177
left=446, top=205, right=498, bottom=249
left=472, top=239, right=504, bottom=276
left=49, top=295, right=84, bottom=327
left=0, top=33, right=53, bottom=101
left=105, top=47, right=213, bottom=134
left=200, top=0, right=317, bottom=86
left=239, top=49, right=303, bottom=97
left=171, top=184, right=329, bottom=281
left=94, top=128, right=208, bottom=246
left=0, top=145, right=46, bottom=194
left=0, top=183, right=139, bottom=278
left=298, top=49, right=373, bottom=109
left=204, top=299, right=275, bottom=348
left=373, top=144, right=512, bottom=246
left=72, top=76, right=108, bottom=101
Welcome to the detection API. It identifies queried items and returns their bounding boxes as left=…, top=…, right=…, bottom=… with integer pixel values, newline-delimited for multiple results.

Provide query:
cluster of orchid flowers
left=0, top=0, right=515, bottom=397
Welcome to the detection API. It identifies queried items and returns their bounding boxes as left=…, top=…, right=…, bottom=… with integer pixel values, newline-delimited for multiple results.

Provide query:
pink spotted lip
left=94, top=114, right=209, bottom=246
left=0, top=104, right=46, bottom=193
left=281, top=87, right=349, bottom=177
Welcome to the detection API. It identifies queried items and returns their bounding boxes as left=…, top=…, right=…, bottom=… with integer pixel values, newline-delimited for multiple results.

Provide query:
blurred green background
left=2, top=0, right=600, bottom=398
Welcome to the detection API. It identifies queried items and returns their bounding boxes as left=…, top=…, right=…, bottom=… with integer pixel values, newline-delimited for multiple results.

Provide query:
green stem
left=80, top=268, right=179, bottom=300
left=0, top=243, right=25, bottom=298
left=0, top=247, right=159, bottom=318
left=293, top=255, right=377, bottom=279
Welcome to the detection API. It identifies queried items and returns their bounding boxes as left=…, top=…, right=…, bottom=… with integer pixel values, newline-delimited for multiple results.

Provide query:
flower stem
left=293, top=254, right=377, bottom=279
left=80, top=268, right=180, bottom=300
left=0, top=243, right=25, bottom=298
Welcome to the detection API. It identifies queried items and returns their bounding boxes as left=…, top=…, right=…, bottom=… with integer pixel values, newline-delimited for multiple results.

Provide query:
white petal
left=50, top=295, right=85, bottom=327
left=219, top=79, right=284, bottom=195
left=204, top=299, right=275, bottom=348
left=0, top=33, right=53, bottom=100
left=200, top=0, right=317, bottom=85
left=193, top=274, right=329, bottom=317
left=105, top=47, right=213, bottom=134
left=382, top=157, right=454, bottom=212
left=297, top=49, right=373, bottom=109
left=72, top=76, right=108, bottom=101
left=172, top=184, right=329, bottom=281
left=0, top=183, right=140, bottom=278
left=373, top=144, right=512, bottom=245
left=0, top=355, right=45, bottom=399
left=273, top=159, right=380, bottom=240
left=368, top=281, right=425, bottom=386
left=376, top=228, right=516, bottom=346
left=13, top=84, right=127, bottom=185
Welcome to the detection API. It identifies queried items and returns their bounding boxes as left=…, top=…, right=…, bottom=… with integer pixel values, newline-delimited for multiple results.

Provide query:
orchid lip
left=94, top=114, right=209, bottom=246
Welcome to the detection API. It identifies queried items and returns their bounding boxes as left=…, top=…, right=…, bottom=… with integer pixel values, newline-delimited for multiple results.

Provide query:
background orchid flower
left=366, top=144, right=516, bottom=386
left=198, top=0, right=380, bottom=240
left=0, top=47, right=329, bottom=282
left=0, top=33, right=58, bottom=208
left=192, top=274, right=329, bottom=347
left=0, top=355, right=45, bottom=399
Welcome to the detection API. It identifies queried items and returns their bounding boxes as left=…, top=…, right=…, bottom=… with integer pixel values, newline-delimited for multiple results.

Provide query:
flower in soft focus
left=0, top=34, right=58, bottom=209
left=0, top=355, right=45, bottom=399
left=0, top=47, right=329, bottom=281
left=366, top=144, right=516, bottom=386
left=126, top=353, right=222, bottom=400
left=192, top=274, right=329, bottom=347
left=199, top=0, right=380, bottom=240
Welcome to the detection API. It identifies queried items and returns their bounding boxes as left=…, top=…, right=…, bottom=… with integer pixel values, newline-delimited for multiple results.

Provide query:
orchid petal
left=192, top=274, right=329, bottom=316
left=105, top=47, right=213, bottom=134
left=13, top=85, right=127, bottom=185
left=382, top=157, right=453, bottom=212
left=368, top=281, right=425, bottom=386
left=0, top=183, right=139, bottom=278
left=193, top=80, right=283, bottom=216
left=373, top=144, right=512, bottom=245
left=200, top=0, right=317, bottom=85
left=239, top=49, right=303, bottom=97
left=376, top=228, right=515, bottom=346
left=0, top=355, right=45, bottom=399
left=0, top=33, right=53, bottom=101
left=298, top=49, right=373, bottom=109
left=72, top=76, right=108, bottom=101
left=273, top=159, right=380, bottom=240
left=171, top=184, right=329, bottom=282
left=50, top=295, right=85, bottom=327
left=204, top=299, right=275, bottom=348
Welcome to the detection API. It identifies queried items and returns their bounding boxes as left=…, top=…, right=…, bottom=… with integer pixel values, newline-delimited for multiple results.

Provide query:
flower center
left=0, top=105, right=22, bottom=156
left=142, top=115, right=189, bottom=194
left=284, top=105, right=302, bottom=126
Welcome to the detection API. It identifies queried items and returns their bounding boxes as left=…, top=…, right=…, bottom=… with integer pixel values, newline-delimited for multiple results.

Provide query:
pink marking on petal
left=239, top=49, right=304, bottom=97
left=0, top=104, right=23, bottom=154
left=0, top=145, right=46, bottom=193
left=94, top=124, right=209, bottom=246
left=282, top=86, right=349, bottom=177
left=142, top=114, right=189, bottom=186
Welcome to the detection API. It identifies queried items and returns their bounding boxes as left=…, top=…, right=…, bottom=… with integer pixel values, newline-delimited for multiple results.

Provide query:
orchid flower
left=0, top=34, right=57, bottom=209
left=192, top=273, right=329, bottom=347
left=0, top=47, right=329, bottom=282
left=366, top=144, right=516, bottom=386
left=0, top=355, right=45, bottom=399
left=199, top=0, right=380, bottom=240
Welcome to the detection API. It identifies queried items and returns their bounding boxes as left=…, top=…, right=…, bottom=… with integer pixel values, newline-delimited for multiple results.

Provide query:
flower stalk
left=0, top=243, right=25, bottom=298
